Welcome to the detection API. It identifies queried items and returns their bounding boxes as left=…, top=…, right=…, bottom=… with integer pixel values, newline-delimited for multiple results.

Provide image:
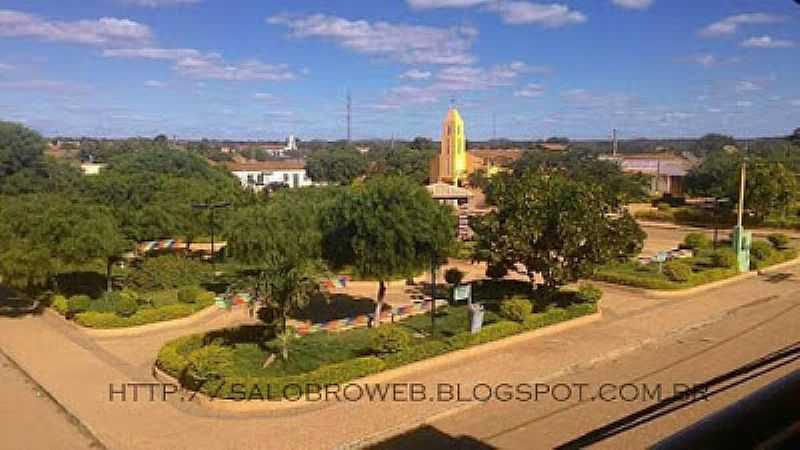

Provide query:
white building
left=227, top=160, right=312, bottom=191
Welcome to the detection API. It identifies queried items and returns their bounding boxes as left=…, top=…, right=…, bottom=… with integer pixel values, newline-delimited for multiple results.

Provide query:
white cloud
left=683, top=53, right=740, bottom=68
left=741, top=35, right=794, bottom=49
left=400, top=69, right=433, bottom=80
left=435, top=61, right=539, bottom=90
left=735, top=80, right=762, bottom=92
left=144, top=80, right=167, bottom=88
left=561, top=88, right=636, bottom=110
left=790, top=99, right=800, bottom=107
left=0, top=62, right=13, bottom=71
left=268, top=14, right=477, bottom=65
left=407, top=0, right=490, bottom=8
left=375, top=60, right=542, bottom=109
left=375, top=85, right=441, bottom=110
left=485, top=2, right=586, bottom=27
left=611, top=0, right=653, bottom=10
left=254, top=92, right=274, bottom=100
left=700, top=13, right=784, bottom=37
left=124, top=0, right=200, bottom=6
left=405, top=1, right=586, bottom=27
left=736, top=100, right=753, bottom=107
left=104, top=47, right=296, bottom=81
left=514, top=83, right=545, bottom=98
left=0, top=79, right=87, bottom=93
left=0, top=9, right=152, bottom=46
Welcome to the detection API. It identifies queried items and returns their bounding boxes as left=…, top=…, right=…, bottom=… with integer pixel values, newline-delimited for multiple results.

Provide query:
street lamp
left=192, top=201, right=231, bottom=272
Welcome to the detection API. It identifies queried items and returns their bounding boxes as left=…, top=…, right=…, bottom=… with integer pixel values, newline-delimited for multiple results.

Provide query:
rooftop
left=226, top=159, right=306, bottom=172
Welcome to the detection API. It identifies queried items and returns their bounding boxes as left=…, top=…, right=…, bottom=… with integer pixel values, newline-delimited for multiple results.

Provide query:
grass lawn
left=157, top=282, right=599, bottom=400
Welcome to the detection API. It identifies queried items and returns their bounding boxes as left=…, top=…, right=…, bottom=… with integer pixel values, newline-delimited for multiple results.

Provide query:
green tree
left=306, top=147, right=368, bottom=185
left=0, top=195, right=129, bottom=292
left=322, top=176, right=456, bottom=327
left=225, top=200, right=322, bottom=360
left=692, top=133, right=737, bottom=157
left=684, top=150, right=742, bottom=200
left=472, top=170, right=645, bottom=292
left=746, top=162, right=798, bottom=220
left=380, top=147, right=436, bottom=184
left=0, top=121, right=45, bottom=178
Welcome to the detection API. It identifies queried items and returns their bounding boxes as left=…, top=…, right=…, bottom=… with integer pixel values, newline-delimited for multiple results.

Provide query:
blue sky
left=0, top=0, right=798, bottom=140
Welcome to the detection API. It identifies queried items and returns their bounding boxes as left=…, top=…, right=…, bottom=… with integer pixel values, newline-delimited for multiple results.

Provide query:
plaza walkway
left=1, top=261, right=799, bottom=449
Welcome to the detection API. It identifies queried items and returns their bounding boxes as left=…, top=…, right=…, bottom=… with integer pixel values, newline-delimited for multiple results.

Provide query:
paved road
left=375, top=276, right=800, bottom=449
left=0, top=350, right=99, bottom=449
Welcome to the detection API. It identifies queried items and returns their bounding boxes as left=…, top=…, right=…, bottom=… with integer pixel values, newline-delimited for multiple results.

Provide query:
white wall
left=232, top=169, right=312, bottom=190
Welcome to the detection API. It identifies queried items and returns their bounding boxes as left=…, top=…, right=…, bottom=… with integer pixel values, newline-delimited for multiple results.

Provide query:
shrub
left=657, top=203, right=671, bottom=212
left=444, top=268, right=466, bottom=286
left=370, top=325, right=412, bottom=355
left=767, top=233, right=790, bottom=250
left=74, top=303, right=199, bottom=328
left=127, top=256, right=211, bottom=291
left=711, top=249, right=738, bottom=269
left=156, top=334, right=204, bottom=377
left=683, top=233, right=711, bottom=250
left=499, top=298, right=532, bottom=322
left=114, top=294, right=139, bottom=317
left=663, top=261, right=692, bottom=282
left=750, top=241, right=774, bottom=262
left=67, top=295, right=92, bottom=317
left=486, top=263, right=508, bottom=280
left=577, top=283, right=602, bottom=303
left=184, top=345, right=234, bottom=389
left=197, top=290, right=216, bottom=304
left=383, top=340, right=450, bottom=369
left=51, top=295, right=68, bottom=316
left=178, top=286, right=203, bottom=304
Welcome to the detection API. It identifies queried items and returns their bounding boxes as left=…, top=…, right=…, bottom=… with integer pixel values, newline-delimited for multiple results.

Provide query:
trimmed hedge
left=370, top=325, right=412, bottom=354
left=51, top=295, right=68, bottom=316
left=67, top=295, right=92, bottom=317
left=499, top=298, right=532, bottom=322
left=682, top=233, right=711, bottom=250
left=663, top=261, right=691, bottom=282
left=750, top=241, right=774, bottom=262
left=156, top=303, right=599, bottom=400
left=74, top=301, right=213, bottom=329
left=711, top=249, right=738, bottom=268
left=767, top=233, right=790, bottom=250
left=577, top=283, right=602, bottom=303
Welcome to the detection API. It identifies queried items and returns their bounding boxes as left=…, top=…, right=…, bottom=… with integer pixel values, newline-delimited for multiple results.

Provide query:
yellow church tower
left=430, top=106, right=467, bottom=185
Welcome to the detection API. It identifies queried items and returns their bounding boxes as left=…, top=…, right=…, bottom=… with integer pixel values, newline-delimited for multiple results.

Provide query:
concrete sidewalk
left=1, top=263, right=799, bottom=450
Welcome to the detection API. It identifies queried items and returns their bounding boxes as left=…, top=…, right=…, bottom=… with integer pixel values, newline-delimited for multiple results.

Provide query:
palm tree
left=239, top=260, right=320, bottom=361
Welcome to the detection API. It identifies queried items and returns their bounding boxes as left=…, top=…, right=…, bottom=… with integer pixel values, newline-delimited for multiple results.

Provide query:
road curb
left=150, top=306, right=603, bottom=414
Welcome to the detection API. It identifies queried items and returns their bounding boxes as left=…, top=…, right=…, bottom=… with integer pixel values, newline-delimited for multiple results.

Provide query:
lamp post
left=192, top=201, right=231, bottom=273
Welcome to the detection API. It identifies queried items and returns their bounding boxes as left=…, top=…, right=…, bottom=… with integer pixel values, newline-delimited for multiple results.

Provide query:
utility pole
left=346, top=90, right=352, bottom=143
left=612, top=128, right=619, bottom=156
left=192, top=201, right=232, bottom=274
